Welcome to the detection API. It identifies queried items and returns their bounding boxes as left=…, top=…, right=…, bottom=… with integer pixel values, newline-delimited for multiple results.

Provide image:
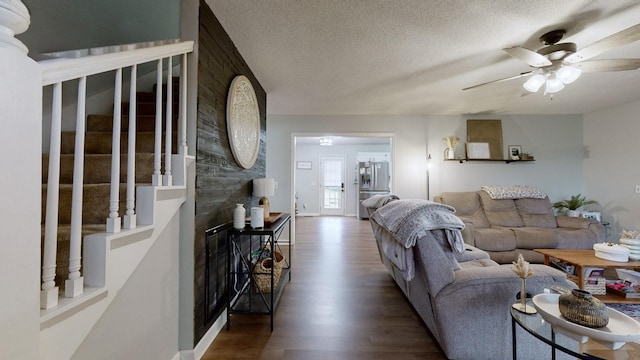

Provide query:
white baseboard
left=296, top=212, right=319, bottom=217
left=173, top=351, right=187, bottom=360
left=297, top=213, right=357, bottom=217
left=193, top=310, right=227, bottom=359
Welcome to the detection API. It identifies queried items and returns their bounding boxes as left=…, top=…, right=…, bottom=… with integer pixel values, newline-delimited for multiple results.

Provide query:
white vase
left=233, top=204, right=245, bottom=229
left=251, top=207, right=264, bottom=228
left=567, top=210, right=580, bottom=217
left=445, top=148, right=455, bottom=160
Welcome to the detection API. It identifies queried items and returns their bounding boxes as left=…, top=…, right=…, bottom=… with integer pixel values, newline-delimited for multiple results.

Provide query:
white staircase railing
left=38, top=39, right=194, bottom=309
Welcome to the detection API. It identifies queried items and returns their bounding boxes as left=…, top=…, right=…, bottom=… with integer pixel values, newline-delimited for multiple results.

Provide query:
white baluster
left=66, top=76, right=86, bottom=297
left=0, top=0, right=30, bottom=54
left=179, top=53, right=188, bottom=155
left=163, top=56, right=173, bottom=186
left=106, top=68, right=122, bottom=233
left=124, top=65, right=137, bottom=229
left=153, top=58, right=163, bottom=186
left=41, top=82, right=62, bottom=309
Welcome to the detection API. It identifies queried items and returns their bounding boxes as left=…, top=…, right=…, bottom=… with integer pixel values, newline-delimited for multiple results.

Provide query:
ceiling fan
left=463, top=23, right=640, bottom=94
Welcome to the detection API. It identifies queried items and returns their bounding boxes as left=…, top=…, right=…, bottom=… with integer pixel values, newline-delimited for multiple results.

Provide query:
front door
left=319, top=156, right=345, bottom=216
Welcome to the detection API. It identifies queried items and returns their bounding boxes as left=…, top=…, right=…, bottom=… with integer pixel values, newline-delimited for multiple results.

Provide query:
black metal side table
left=226, top=213, right=292, bottom=332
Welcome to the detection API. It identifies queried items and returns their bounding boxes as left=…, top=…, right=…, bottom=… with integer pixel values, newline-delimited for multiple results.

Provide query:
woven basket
left=558, top=289, right=609, bottom=328
left=252, top=251, right=285, bottom=293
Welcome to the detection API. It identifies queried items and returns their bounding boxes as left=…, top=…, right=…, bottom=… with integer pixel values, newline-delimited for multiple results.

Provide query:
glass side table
left=509, top=299, right=640, bottom=360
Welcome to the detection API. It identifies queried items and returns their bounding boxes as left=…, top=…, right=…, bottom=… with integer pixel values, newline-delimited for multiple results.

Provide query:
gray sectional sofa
left=364, top=197, right=576, bottom=359
left=434, top=190, right=605, bottom=264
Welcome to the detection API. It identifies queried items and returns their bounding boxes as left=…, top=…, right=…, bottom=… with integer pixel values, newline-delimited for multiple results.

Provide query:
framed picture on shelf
left=508, top=145, right=522, bottom=160
left=466, top=142, right=490, bottom=159
left=296, top=161, right=312, bottom=170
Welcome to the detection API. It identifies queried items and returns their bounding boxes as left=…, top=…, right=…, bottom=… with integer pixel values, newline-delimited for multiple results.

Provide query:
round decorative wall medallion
left=226, top=75, right=260, bottom=169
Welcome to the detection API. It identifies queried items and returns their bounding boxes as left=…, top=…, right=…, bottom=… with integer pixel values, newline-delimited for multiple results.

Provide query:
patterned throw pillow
left=480, top=185, right=547, bottom=200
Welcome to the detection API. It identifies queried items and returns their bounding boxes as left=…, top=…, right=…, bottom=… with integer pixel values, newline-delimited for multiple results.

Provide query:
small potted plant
left=520, top=152, right=534, bottom=161
left=552, top=194, right=598, bottom=217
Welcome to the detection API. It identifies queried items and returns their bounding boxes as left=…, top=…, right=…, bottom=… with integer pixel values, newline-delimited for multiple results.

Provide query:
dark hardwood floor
left=202, top=216, right=447, bottom=360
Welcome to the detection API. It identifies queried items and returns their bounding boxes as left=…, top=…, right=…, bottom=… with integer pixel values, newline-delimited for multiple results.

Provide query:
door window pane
left=323, top=159, right=342, bottom=210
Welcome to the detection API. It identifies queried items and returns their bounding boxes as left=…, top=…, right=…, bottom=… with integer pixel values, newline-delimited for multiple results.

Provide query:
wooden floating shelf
left=446, top=159, right=535, bottom=164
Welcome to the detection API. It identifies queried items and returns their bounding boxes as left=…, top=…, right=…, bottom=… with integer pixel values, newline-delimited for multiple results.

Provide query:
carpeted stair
left=41, top=80, right=179, bottom=291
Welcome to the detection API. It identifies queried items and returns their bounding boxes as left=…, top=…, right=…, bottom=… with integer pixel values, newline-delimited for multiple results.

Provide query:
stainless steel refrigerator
left=356, top=161, right=390, bottom=219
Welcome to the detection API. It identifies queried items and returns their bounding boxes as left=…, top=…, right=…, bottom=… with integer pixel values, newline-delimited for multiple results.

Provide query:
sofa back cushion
left=436, top=192, right=490, bottom=228
left=515, top=197, right=558, bottom=228
left=478, top=191, right=524, bottom=227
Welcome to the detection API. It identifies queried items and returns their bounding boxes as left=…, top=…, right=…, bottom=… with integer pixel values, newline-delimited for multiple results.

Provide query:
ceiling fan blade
left=462, top=72, right=532, bottom=91
left=504, top=47, right=552, bottom=67
left=575, top=59, right=640, bottom=72
left=565, top=23, right=640, bottom=63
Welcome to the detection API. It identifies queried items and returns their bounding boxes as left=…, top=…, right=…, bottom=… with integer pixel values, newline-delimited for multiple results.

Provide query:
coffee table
left=535, top=249, right=640, bottom=304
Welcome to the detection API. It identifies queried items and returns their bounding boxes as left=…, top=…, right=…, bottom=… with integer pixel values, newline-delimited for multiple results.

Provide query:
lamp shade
left=253, top=178, right=275, bottom=197
left=523, top=74, right=546, bottom=92
left=545, top=76, right=565, bottom=93
left=557, top=65, right=581, bottom=84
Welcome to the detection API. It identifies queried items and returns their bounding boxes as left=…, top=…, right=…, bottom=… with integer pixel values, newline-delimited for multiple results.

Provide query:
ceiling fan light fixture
left=545, top=76, right=565, bottom=93
left=523, top=73, right=546, bottom=92
left=557, top=65, right=582, bottom=84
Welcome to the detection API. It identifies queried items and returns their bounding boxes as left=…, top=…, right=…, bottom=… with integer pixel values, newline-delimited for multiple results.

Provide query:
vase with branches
left=442, top=136, right=459, bottom=159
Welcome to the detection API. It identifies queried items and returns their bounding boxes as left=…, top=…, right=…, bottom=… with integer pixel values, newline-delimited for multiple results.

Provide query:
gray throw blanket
left=371, top=199, right=465, bottom=253
left=360, top=193, right=400, bottom=209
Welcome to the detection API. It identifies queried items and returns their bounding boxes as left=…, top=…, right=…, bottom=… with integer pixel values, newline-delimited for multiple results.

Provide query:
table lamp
left=253, top=178, right=275, bottom=218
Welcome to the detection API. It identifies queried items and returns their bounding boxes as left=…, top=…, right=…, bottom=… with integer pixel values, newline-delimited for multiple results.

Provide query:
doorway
left=320, top=156, right=345, bottom=216
left=292, top=133, right=394, bottom=217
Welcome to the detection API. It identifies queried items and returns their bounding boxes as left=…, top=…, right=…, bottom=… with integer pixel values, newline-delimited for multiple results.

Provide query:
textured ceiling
left=207, top=0, right=640, bottom=116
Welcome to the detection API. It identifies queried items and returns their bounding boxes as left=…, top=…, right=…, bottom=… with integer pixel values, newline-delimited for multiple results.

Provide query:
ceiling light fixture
left=522, top=65, right=581, bottom=95
left=544, top=74, right=565, bottom=94
left=319, top=138, right=332, bottom=146
left=523, top=72, right=546, bottom=92
left=556, top=65, right=582, bottom=84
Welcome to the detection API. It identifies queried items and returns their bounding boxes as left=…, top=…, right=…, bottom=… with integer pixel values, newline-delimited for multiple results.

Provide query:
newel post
left=0, top=0, right=29, bottom=54
left=0, top=1, right=42, bottom=358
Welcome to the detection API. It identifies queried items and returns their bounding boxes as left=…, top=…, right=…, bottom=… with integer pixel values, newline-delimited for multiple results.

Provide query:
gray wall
left=426, top=114, right=585, bottom=202
left=584, top=99, right=640, bottom=241
left=267, top=114, right=586, bottom=215
left=18, top=0, right=181, bottom=56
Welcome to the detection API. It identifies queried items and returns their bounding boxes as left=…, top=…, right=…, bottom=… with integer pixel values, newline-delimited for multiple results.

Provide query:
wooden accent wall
left=194, top=1, right=267, bottom=343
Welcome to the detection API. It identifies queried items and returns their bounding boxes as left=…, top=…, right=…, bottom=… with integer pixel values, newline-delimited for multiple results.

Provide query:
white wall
left=584, top=99, right=640, bottom=241
left=70, top=212, right=182, bottom=360
left=0, top=49, right=42, bottom=360
left=268, top=114, right=586, bottom=216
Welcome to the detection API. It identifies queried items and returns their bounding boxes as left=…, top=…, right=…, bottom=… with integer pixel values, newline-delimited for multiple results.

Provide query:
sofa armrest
left=457, top=216, right=476, bottom=246
left=556, top=216, right=606, bottom=242
left=443, top=264, right=571, bottom=295
left=454, top=245, right=490, bottom=263
left=556, top=215, right=597, bottom=229
left=431, top=265, right=576, bottom=359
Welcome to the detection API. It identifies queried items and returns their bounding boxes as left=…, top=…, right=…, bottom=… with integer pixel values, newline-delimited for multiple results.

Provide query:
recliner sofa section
left=434, top=190, right=605, bottom=264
